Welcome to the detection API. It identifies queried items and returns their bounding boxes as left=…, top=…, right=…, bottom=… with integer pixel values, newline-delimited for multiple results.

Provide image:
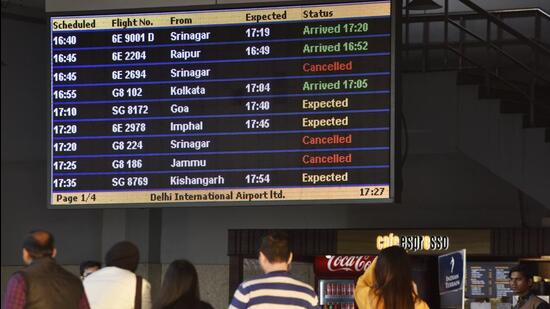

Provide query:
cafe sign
left=376, top=232, right=450, bottom=251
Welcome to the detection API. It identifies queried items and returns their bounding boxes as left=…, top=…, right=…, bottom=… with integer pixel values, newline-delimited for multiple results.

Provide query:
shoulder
left=265, top=274, right=318, bottom=299
left=84, top=267, right=137, bottom=288
left=92, top=266, right=135, bottom=279
left=141, top=276, right=151, bottom=285
left=9, top=272, right=26, bottom=281
left=57, top=264, right=83, bottom=285
left=85, top=266, right=111, bottom=277
left=239, top=273, right=270, bottom=290
left=287, top=277, right=317, bottom=296
left=83, top=267, right=107, bottom=284
left=414, top=298, right=430, bottom=309
left=243, top=273, right=316, bottom=294
left=535, top=297, right=550, bottom=309
left=139, top=275, right=152, bottom=291
left=7, top=272, right=26, bottom=287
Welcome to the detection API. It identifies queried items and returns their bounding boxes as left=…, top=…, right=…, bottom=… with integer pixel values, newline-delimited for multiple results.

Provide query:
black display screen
left=49, top=1, right=396, bottom=207
left=466, top=262, right=514, bottom=298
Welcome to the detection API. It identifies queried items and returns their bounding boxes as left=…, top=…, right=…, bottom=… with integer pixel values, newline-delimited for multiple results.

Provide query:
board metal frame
left=47, top=0, right=401, bottom=209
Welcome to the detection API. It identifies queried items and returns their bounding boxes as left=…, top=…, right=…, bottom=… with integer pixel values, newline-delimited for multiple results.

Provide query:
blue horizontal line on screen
left=51, top=182, right=391, bottom=193
left=52, top=89, right=391, bottom=105
left=52, top=34, right=390, bottom=51
left=53, top=72, right=390, bottom=88
left=52, top=127, right=390, bottom=140
left=53, top=108, right=390, bottom=123
left=53, top=165, right=390, bottom=176
left=50, top=15, right=391, bottom=33
left=52, top=52, right=390, bottom=69
left=52, top=146, right=390, bottom=159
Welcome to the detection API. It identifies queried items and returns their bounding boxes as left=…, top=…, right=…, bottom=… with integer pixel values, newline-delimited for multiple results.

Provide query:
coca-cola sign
left=314, top=255, right=376, bottom=274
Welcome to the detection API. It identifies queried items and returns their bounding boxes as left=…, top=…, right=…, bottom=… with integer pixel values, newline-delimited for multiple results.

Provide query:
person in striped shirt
left=229, top=231, right=319, bottom=309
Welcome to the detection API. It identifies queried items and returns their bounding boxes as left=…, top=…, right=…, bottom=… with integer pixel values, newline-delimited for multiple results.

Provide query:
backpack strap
left=134, top=275, right=143, bottom=309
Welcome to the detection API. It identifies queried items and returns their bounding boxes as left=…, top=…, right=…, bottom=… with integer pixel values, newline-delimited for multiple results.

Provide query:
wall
left=1, top=17, right=104, bottom=265
left=44, top=0, right=550, bottom=13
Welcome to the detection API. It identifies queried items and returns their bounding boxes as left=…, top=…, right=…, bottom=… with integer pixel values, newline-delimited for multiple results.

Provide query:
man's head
left=80, top=260, right=101, bottom=280
left=105, top=241, right=140, bottom=272
left=22, top=230, right=56, bottom=265
left=509, top=264, right=533, bottom=296
left=258, top=231, right=293, bottom=273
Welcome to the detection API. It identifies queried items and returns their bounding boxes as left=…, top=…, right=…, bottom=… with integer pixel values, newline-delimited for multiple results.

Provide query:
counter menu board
left=467, top=262, right=514, bottom=298
left=49, top=1, right=396, bottom=207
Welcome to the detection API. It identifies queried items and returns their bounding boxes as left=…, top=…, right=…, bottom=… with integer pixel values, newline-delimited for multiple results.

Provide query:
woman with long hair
left=355, top=246, right=429, bottom=309
left=153, top=260, right=214, bottom=309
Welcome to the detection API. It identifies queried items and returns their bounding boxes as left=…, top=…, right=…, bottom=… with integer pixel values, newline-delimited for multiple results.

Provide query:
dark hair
left=259, top=231, right=291, bottom=263
left=509, top=264, right=533, bottom=280
left=153, top=260, right=201, bottom=309
left=105, top=241, right=140, bottom=272
left=80, top=260, right=101, bottom=276
left=23, top=230, right=55, bottom=259
left=373, top=246, right=417, bottom=309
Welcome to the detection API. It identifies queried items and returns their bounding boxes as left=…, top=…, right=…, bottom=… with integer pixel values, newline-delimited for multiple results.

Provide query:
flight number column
left=105, top=32, right=157, bottom=191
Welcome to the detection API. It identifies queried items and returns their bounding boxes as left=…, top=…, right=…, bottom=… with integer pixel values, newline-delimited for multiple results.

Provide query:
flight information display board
left=466, top=262, right=514, bottom=298
left=49, top=1, right=396, bottom=207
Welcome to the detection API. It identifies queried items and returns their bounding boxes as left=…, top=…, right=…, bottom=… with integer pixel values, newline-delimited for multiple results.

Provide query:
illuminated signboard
left=49, top=1, right=397, bottom=208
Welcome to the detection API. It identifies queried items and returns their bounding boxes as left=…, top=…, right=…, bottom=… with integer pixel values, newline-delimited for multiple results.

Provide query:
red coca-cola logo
left=315, top=255, right=376, bottom=274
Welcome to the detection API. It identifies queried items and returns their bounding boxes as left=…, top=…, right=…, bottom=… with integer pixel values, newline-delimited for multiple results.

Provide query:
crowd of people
left=2, top=230, right=548, bottom=309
